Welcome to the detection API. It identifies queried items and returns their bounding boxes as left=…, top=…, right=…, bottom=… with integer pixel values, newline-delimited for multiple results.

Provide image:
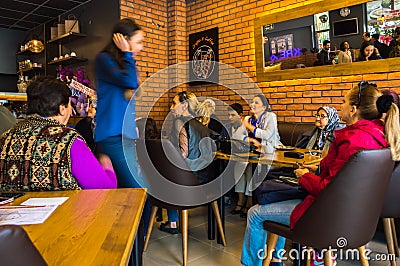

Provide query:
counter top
left=0, top=92, right=27, bottom=101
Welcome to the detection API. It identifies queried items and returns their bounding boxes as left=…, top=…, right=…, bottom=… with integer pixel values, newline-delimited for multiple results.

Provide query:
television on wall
left=332, top=18, right=359, bottom=37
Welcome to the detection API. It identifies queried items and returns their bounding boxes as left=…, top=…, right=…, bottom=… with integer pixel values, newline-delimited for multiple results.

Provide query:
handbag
left=219, top=139, right=259, bottom=154
left=255, top=178, right=308, bottom=205
left=65, top=14, right=80, bottom=33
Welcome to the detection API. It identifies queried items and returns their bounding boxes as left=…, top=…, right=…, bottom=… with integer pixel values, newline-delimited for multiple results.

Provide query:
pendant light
left=27, top=38, right=44, bottom=53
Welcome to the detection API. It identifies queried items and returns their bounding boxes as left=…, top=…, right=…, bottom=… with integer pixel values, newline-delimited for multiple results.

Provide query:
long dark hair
left=102, top=18, right=141, bottom=69
left=358, top=41, right=376, bottom=61
left=339, top=41, right=349, bottom=52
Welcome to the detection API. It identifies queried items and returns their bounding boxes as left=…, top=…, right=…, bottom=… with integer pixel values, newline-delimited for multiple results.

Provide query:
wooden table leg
left=129, top=218, right=144, bottom=266
left=208, top=204, right=215, bottom=240
left=217, top=196, right=225, bottom=245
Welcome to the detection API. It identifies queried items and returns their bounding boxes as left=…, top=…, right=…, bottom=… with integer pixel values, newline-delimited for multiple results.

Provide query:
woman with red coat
left=241, top=82, right=400, bottom=266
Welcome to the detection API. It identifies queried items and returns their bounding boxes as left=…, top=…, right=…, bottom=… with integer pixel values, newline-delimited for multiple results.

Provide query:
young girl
left=357, top=41, right=382, bottom=61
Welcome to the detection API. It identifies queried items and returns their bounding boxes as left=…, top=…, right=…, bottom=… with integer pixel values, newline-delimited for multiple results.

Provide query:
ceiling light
left=27, top=39, right=44, bottom=53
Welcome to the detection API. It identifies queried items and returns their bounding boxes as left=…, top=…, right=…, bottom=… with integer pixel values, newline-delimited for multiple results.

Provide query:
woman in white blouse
left=338, top=41, right=352, bottom=64
left=243, top=94, right=281, bottom=154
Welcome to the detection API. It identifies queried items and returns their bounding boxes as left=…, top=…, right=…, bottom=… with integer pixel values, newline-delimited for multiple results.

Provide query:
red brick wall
left=120, top=0, right=169, bottom=124
left=121, top=0, right=400, bottom=126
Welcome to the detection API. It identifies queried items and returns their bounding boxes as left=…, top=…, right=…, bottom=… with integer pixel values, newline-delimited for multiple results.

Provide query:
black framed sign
left=188, top=27, right=219, bottom=85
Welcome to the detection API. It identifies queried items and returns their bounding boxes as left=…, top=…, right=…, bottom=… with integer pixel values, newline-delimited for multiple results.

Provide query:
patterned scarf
left=312, top=106, right=343, bottom=150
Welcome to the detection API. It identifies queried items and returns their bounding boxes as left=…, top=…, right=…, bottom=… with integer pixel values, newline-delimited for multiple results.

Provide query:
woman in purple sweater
left=0, top=76, right=116, bottom=191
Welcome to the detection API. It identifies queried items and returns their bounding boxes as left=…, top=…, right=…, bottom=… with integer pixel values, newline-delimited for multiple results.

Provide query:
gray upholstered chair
left=136, top=139, right=226, bottom=266
left=381, top=162, right=400, bottom=266
left=262, top=149, right=394, bottom=266
left=0, top=225, right=47, bottom=266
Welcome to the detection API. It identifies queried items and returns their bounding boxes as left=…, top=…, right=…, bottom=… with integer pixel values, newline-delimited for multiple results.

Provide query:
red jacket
left=290, top=119, right=388, bottom=229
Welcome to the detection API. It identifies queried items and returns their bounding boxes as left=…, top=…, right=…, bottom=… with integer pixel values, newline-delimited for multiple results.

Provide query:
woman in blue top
left=94, top=18, right=143, bottom=188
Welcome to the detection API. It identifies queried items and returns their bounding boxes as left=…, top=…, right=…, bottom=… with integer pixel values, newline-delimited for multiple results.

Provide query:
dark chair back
left=136, top=139, right=201, bottom=209
left=381, top=162, right=400, bottom=218
left=0, top=225, right=47, bottom=266
left=292, top=149, right=394, bottom=249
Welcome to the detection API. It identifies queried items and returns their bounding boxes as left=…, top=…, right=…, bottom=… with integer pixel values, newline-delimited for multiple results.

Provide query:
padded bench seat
left=277, top=122, right=314, bottom=147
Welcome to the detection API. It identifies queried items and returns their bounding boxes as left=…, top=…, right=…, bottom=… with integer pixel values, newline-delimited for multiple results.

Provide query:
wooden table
left=215, top=148, right=327, bottom=168
left=10, top=188, right=146, bottom=266
left=210, top=148, right=327, bottom=243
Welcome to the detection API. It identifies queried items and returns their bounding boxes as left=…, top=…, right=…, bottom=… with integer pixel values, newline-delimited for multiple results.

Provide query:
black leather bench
left=277, top=122, right=314, bottom=147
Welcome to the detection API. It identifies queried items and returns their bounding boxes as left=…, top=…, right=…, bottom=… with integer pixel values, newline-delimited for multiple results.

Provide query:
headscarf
left=310, top=106, right=343, bottom=150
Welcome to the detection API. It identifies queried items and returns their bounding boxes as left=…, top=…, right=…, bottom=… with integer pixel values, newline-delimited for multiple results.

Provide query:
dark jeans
left=96, top=135, right=151, bottom=232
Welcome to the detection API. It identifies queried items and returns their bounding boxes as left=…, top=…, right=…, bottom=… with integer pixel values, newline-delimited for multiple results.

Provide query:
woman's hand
left=303, top=164, right=318, bottom=173
left=294, top=168, right=309, bottom=178
left=243, top=116, right=253, bottom=131
left=248, top=137, right=261, bottom=147
left=98, top=154, right=115, bottom=172
left=113, top=33, right=130, bottom=52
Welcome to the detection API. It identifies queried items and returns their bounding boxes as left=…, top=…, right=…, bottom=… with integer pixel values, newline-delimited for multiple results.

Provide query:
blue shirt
left=94, top=51, right=139, bottom=142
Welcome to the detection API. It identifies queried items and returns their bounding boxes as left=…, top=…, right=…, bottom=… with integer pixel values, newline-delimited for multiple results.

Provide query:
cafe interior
left=2, top=0, right=400, bottom=265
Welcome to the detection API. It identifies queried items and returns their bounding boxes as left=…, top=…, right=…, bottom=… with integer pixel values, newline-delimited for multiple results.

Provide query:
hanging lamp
left=27, top=38, right=44, bottom=53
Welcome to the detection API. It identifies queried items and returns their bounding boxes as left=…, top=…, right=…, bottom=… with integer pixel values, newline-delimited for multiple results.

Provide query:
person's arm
left=95, top=52, right=139, bottom=90
left=179, top=125, right=189, bottom=158
left=70, top=138, right=117, bottom=189
left=296, top=137, right=354, bottom=196
left=254, top=113, right=279, bottom=142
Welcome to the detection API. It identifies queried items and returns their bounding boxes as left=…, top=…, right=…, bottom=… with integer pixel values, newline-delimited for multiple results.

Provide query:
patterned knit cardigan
left=0, top=115, right=81, bottom=191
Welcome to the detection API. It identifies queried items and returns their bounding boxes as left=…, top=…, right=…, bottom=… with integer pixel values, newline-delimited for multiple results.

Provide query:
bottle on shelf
left=17, top=74, right=27, bottom=93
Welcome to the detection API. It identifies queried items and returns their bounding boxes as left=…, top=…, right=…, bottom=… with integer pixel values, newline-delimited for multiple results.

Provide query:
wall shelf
left=48, top=56, right=87, bottom=66
left=19, top=67, right=43, bottom=75
left=47, top=32, right=87, bottom=44
left=16, top=50, right=37, bottom=55
left=0, top=92, right=27, bottom=101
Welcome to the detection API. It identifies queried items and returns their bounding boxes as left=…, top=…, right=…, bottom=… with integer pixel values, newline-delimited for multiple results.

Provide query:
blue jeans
left=167, top=209, right=179, bottom=222
left=97, top=136, right=142, bottom=188
left=97, top=135, right=150, bottom=233
left=241, top=199, right=302, bottom=266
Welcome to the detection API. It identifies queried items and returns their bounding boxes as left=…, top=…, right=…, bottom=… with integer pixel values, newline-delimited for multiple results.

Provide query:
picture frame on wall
left=188, top=27, right=219, bottom=85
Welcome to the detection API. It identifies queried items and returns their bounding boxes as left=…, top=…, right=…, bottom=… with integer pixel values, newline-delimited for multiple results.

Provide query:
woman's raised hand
left=113, top=33, right=130, bottom=52
left=243, top=116, right=251, bottom=128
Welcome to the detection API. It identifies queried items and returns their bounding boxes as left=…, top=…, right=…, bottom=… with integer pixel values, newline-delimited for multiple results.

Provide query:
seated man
left=0, top=76, right=117, bottom=191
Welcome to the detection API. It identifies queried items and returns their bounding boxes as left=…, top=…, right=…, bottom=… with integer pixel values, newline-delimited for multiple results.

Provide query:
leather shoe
left=230, top=205, right=243, bottom=215
left=240, top=207, right=249, bottom=218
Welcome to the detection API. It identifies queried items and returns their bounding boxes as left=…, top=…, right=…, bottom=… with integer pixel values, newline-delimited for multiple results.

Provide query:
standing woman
left=338, top=41, right=352, bottom=64
left=94, top=18, right=143, bottom=188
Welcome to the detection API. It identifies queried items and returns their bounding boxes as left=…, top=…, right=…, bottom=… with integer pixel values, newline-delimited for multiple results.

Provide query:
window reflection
left=262, top=0, right=400, bottom=72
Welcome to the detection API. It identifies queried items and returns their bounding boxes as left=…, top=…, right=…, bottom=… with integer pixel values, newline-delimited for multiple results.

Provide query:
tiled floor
left=143, top=205, right=399, bottom=266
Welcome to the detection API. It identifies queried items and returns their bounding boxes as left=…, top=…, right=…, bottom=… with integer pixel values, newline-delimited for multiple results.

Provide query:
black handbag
left=219, top=139, right=259, bottom=154
left=255, top=178, right=308, bottom=205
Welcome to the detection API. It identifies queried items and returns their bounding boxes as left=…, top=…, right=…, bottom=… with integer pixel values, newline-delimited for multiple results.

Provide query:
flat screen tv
left=332, top=18, right=359, bottom=37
